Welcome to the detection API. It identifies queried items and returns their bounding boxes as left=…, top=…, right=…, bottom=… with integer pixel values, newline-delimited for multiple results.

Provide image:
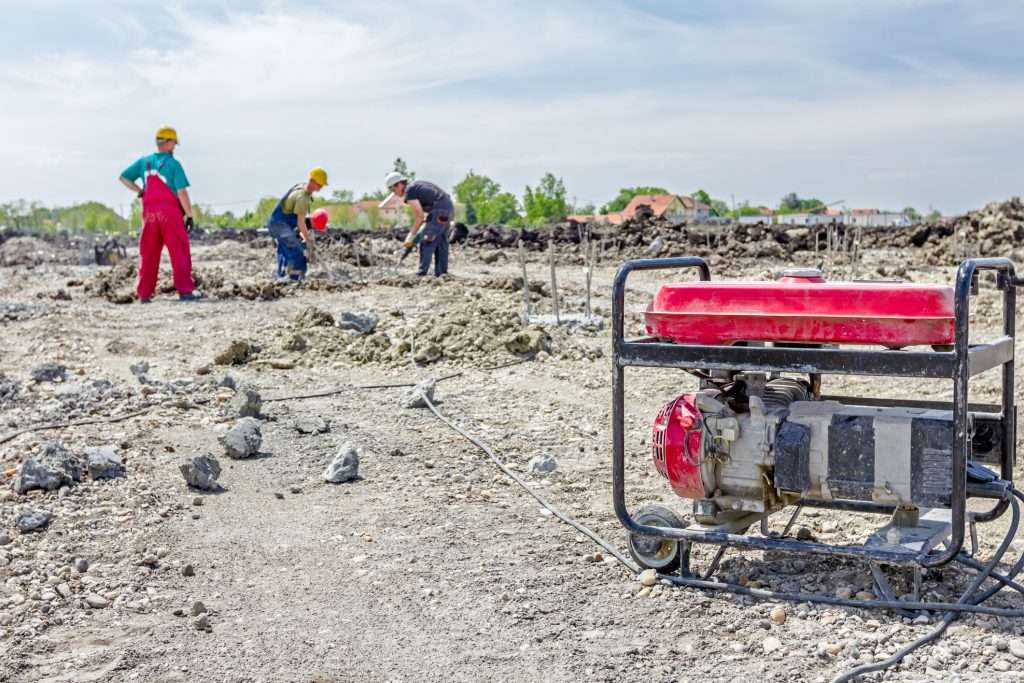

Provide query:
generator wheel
left=628, top=504, right=687, bottom=571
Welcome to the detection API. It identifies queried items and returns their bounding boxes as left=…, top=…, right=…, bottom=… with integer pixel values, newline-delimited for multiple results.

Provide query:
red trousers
left=137, top=205, right=194, bottom=299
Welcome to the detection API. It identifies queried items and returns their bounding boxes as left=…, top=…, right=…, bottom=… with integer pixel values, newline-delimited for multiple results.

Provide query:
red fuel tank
left=644, top=269, right=955, bottom=347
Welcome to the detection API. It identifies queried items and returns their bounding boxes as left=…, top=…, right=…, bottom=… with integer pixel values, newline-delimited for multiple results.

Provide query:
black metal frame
left=612, top=256, right=1019, bottom=568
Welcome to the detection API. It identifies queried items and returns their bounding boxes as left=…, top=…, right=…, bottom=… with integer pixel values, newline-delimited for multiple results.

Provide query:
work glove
left=403, top=238, right=414, bottom=250
left=185, top=216, right=195, bottom=233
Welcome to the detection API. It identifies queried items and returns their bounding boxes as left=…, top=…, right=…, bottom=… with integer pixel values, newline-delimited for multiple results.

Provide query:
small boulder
left=401, top=379, right=436, bottom=409
left=323, top=445, right=360, bottom=484
left=413, top=342, right=443, bottom=364
left=219, top=418, right=262, bottom=459
left=227, top=385, right=262, bottom=418
left=215, top=339, right=256, bottom=366
left=0, top=374, right=21, bottom=406
left=84, top=446, right=126, bottom=480
left=295, top=306, right=335, bottom=327
left=646, top=237, right=665, bottom=257
left=527, top=452, right=558, bottom=474
left=15, top=508, right=51, bottom=533
left=179, top=454, right=222, bottom=491
left=12, top=442, right=82, bottom=494
left=337, top=311, right=379, bottom=335
left=504, top=329, right=549, bottom=355
left=129, top=361, right=150, bottom=383
left=84, top=593, right=110, bottom=609
left=282, top=334, right=308, bottom=352
left=480, top=250, right=503, bottom=265
left=294, top=416, right=330, bottom=435
left=31, top=362, right=67, bottom=383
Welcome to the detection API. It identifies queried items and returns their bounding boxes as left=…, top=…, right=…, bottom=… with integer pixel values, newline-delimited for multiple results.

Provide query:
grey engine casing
left=773, top=402, right=954, bottom=508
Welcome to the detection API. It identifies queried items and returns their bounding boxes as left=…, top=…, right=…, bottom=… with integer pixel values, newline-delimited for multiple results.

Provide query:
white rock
left=84, top=594, right=109, bottom=609
left=763, top=636, right=782, bottom=654
left=638, top=569, right=658, bottom=587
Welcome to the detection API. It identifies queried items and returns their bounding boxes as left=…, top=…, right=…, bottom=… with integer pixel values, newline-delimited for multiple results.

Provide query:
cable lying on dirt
left=0, top=408, right=154, bottom=446
left=264, top=357, right=533, bottom=403
left=415, top=389, right=1024, bottom=683
left=420, top=393, right=640, bottom=574
left=263, top=372, right=464, bottom=403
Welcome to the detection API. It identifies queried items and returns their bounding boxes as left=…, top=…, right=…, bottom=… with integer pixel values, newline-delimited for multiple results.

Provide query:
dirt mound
left=949, top=197, right=1024, bottom=258
left=0, top=236, right=67, bottom=267
left=83, top=263, right=288, bottom=303
left=340, top=297, right=602, bottom=367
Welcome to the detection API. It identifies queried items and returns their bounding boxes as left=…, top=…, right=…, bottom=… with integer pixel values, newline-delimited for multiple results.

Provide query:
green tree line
left=1, top=163, right=942, bottom=233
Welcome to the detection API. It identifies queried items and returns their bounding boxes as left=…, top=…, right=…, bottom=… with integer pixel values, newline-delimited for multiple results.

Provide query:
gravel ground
left=2, top=237, right=1024, bottom=682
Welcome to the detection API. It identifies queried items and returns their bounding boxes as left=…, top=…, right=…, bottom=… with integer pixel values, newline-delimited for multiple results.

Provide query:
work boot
left=179, top=291, right=206, bottom=302
left=138, top=297, right=152, bottom=304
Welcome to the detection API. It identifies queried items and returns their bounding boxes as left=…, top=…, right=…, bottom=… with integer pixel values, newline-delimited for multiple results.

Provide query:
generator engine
left=614, top=258, right=1020, bottom=577
left=652, top=375, right=959, bottom=528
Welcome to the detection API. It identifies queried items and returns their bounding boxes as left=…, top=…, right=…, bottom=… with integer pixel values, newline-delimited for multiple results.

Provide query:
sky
left=1, top=0, right=1022, bottom=215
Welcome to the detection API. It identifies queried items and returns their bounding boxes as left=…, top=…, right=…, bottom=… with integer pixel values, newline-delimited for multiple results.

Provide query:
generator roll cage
left=611, top=256, right=1021, bottom=571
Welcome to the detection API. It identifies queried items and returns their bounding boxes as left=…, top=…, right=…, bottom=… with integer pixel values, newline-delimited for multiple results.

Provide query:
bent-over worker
left=118, top=125, right=199, bottom=302
left=266, top=168, right=328, bottom=281
left=385, top=173, right=454, bottom=277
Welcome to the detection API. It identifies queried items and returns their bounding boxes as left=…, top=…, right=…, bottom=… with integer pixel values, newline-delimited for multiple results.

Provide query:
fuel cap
left=780, top=267, right=826, bottom=283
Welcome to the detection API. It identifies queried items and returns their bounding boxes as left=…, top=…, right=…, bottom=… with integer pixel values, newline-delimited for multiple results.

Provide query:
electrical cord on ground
left=264, top=357, right=534, bottom=403
left=420, top=393, right=641, bottom=574
left=0, top=407, right=155, bottom=446
left=264, top=373, right=464, bottom=403
left=830, top=493, right=1020, bottom=683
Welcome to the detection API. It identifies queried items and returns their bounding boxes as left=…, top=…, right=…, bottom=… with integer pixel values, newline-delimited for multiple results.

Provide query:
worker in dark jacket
left=266, top=167, right=327, bottom=280
left=118, top=125, right=199, bottom=302
left=385, top=172, right=453, bottom=277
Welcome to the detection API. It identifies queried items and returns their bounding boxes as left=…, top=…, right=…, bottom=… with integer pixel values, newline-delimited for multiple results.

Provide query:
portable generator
left=612, top=257, right=1021, bottom=593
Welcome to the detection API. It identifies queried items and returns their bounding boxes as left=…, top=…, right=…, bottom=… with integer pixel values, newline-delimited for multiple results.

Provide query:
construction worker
left=118, top=125, right=199, bottom=302
left=385, top=173, right=453, bottom=277
left=266, top=168, right=328, bottom=281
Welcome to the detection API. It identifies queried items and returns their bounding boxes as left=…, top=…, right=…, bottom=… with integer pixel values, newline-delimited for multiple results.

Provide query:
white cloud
left=0, top=1, right=1021, bottom=214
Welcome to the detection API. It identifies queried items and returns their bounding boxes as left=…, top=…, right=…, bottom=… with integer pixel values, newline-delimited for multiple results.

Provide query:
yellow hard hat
left=309, top=167, right=328, bottom=187
left=155, top=126, right=178, bottom=143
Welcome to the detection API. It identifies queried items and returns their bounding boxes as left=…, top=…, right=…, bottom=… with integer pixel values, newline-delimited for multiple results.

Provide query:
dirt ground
left=2, top=235, right=1024, bottom=683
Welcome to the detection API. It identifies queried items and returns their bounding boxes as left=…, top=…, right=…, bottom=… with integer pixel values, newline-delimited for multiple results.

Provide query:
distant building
left=613, top=194, right=711, bottom=223
left=775, top=213, right=833, bottom=226
left=844, top=208, right=914, bottom=227
left=679, top=195, right=711, bottom=221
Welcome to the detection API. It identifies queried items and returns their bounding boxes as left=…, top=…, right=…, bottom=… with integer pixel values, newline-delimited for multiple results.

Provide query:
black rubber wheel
left=628, top=504, right=687, bottom=571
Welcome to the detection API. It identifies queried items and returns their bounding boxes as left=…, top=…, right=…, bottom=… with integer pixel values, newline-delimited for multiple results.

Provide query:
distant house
left=844, top=208, right=913, bottom=228
left=617, top=194, right=710, bottom=223
left=775, top=213, right=833, bottom=226
left=679, top=195, right=711, bottom=221
left=738, top=207, right=774, bottom=225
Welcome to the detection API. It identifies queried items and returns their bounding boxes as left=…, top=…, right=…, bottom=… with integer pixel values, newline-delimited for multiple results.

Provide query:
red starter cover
left=644, top=270, right=955, bottom=347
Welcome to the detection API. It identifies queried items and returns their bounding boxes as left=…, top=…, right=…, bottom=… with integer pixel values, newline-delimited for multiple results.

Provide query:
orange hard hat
left=311, top=208, right=329, bottom=231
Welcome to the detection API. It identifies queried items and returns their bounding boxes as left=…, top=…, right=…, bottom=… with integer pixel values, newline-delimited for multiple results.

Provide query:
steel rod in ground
left=518, top=240, right=530, bottom=324
left=549, top=242, right=560, bottom=324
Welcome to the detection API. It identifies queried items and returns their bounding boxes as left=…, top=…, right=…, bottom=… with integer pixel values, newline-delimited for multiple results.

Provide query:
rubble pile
left=338, top=297, right=602, bottom=367
left=0, top=237, right=69, bottom=267
left=83, top=262, right=288, bottom=304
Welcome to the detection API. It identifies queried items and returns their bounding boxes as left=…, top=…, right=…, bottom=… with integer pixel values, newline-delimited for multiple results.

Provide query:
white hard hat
left=384, top=171, right=408, bottom=189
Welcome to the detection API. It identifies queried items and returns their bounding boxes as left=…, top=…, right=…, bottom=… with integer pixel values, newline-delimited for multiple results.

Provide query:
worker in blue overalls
left=266, top=167, right=328, bottom=280
left=385, top=172, right=454, bottom=277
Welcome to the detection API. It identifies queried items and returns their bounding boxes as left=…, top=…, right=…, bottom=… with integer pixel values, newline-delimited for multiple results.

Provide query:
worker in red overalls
left=118, top=126, right=200, bottom=302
